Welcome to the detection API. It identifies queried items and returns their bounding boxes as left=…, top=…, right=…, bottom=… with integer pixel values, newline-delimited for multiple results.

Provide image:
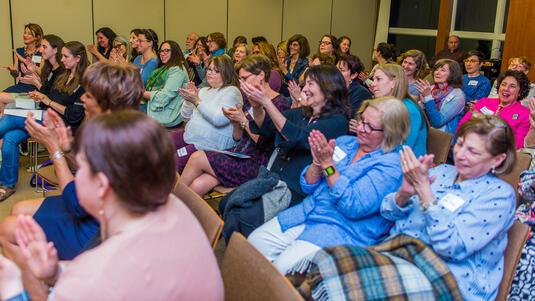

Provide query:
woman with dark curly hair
left=459, top=70, right=530, bottom=149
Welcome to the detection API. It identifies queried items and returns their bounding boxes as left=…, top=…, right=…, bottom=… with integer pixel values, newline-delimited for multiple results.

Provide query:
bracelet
left=50, top=150, right=65, bottom=161
left=312, top=160, right=322, bottom=167
left=240, top=121, right=247, bottom=129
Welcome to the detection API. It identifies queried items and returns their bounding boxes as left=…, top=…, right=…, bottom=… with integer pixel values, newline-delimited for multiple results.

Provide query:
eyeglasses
left=159, top=49, right=171, bottom=54
left=464, top=59, right=479, bottom=64
left=113, top=44, right=124, bottom=49
left=355, top=115, right=383, bottom=133
left=319, top=41, right=332, bottom=46
left=207, top=67, right=220, bottom=74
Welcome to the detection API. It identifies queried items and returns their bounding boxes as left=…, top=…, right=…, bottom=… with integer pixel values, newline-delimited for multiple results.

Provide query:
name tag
left=438, top=193, right=466, bottom=212
left=31, top=55, right=41, bottom=64
left=480, top=106, right=494, bottom=115
left=332, top=146, right=347, bottom=162
left=468, top=80, right=478, bottom=86
left=247, top=106, right=254, bottom=117
left=177, top=147, right=188, bottom=157
left=443, top=93, right=455, bottom=103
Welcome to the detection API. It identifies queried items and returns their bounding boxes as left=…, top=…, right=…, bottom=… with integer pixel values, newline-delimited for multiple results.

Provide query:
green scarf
left=145, top=66, right=169, bottom=91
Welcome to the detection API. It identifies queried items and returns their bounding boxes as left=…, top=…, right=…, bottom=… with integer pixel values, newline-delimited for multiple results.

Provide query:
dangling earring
left=491, top=166, right=496, bottom=174
left=99, top=201, right=107, bottom=241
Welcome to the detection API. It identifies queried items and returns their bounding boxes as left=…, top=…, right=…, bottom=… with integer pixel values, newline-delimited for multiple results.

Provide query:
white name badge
left=247, top=106, right=254, bottom=117
left=468, top=80, right=478, bottom=86
left=177, top=147, right=188, bottom=157
left=332, top=146, right=347, bottom=162
left=31, top=55, right=41, bottom=64
left=480, top=106, right=494, bottom=115
left=438, top=193, right=466, bottom=212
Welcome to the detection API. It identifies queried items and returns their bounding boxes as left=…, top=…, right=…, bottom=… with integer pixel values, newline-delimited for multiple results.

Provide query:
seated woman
left=174, top=55, right=243, bottom=172
left=248, top=96, right=409, bottom=274
left=0, top=111, right=224, bottom=301
left=0, top=41, right=87, bottom=201
left=3, top=23, right=43, bottom=93
left=187, top=36, right=211, bottom=86
left=459, top=70, right=530, bottom=149
left=207, top=32, right=227, bottom=58
left=86, top=27, right=116, bottom=62
left=181, top=55, right=289, bottom=195
left=282, top=34, right=309, bottom=84
left=143, top=40, right=189, bottom=128
left=415, top=58, right=466, bottom=135
left=399, top=49, right=429, bottom=99
left=251, top=41, right=283, bottom=92
left=0, top=62, right=144, bottom=263
left=0, top=34, right=64, bottom=107
left=289, top=53, right=336, bottom=108
left=129, top=28, right=141, bottom=61
left=292, top=115, right=517, bottom=301
left=336, top=54, right=372, bottom=115
left=276, top=40, right=288, bottom=74
left=108, top=36, right=132, bottom=64
left=232, top=43, right=248, bottom=64
left=317, top=34, right=339, bottom=58
left=366, top=63, right=427, bottom=157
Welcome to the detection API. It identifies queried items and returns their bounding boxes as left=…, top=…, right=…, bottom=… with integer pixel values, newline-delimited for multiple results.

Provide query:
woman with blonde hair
left=399, top=49, right=429, bottom=99
left=252, top=41, right=283, bottom=92
left=249, top=96, right=410, bottom=274
left=364, top=63, right=427, bottom=156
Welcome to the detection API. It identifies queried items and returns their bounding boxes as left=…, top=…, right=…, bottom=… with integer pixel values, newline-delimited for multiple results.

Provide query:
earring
left=99, top=201, right=107, bottom=241
left=491, top=166, right=496, bottom=174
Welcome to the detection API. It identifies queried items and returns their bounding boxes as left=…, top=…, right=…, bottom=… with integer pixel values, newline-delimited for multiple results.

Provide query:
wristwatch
left=323, top=165, right=336, bottom=177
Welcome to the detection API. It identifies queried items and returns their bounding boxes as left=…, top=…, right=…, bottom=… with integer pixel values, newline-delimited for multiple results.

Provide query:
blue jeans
left=0, top=115, right=30, bottom=188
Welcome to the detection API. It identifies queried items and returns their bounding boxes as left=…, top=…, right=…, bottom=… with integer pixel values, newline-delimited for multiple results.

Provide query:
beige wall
left=1, top=0, right=378, bottom=89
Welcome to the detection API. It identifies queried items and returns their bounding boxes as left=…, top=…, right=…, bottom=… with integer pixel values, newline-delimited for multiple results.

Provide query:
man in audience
left=184, top=32, right=199, bottom=57
left=462, top=50, right=491, bottom=102
left=488, top=56, right=535, bottom=105
left=429, top=35, right=466, bottom=67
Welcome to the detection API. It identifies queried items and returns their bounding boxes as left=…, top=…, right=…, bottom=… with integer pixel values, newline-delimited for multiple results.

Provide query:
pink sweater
left=459, top=97, right=530, bottom=149
left=53, top=194, right=224, bottom=301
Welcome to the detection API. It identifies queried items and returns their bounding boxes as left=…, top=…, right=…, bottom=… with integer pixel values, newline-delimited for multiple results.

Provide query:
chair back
left=221, top=233, right=305, bottom=301
left=498, top=151, right=532, bottom=204
left=426, top=127, right=453, bottom=166
left=495, top=220, right=530, bottom=301
left=173, top=181, right=223, bottom=249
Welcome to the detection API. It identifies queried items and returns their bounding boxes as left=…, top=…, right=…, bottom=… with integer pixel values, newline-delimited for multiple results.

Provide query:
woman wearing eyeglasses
left=317, top=34, right=339, bottom=58
left=249, top=96, right=409, bottom=274
left=133, top=29, right=159, bottom=86
left=141, top=41, right=189, bottom=128
left=108, top=36, right=131, bottom=64
left=173, top=55, right=242, bottom=172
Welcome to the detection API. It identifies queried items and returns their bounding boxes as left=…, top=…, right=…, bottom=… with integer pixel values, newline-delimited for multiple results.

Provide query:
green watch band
left=323, top=165, right=335, bottom=177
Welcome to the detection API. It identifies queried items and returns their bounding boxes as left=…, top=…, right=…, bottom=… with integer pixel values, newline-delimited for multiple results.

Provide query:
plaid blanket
left=287, top=234, right=463, bottom=301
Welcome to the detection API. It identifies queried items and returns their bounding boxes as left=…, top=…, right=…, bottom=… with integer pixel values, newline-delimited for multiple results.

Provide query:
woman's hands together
left=396, top=146, right=435, bottom=207
left=308, top=130, right=335, bottom=167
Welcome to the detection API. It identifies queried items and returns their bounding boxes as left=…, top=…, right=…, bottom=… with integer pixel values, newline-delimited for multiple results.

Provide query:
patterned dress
left=206, top=95, right=289, bottom=187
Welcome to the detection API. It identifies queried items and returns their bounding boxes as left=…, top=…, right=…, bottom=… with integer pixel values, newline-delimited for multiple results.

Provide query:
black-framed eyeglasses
left=355, top=115, right=384, bottom=133
left=319, top=41, right=332, bottom=46
left=113, top=44, right=124, bottom=49
left=159, top=49, right=171, bottom=54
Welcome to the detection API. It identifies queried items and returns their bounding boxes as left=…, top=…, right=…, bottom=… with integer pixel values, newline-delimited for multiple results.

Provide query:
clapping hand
left=15, top=215, right=59, bottom=281
left=397, top=146, right=435, bottom=205
left=240, top=79, right=269, bottom=108
left=348, top=118, right=359, bottom=134
left=178, top=82, right=199, bottom=103
left=222, top=104, right=246, bottom=125
left=0, top=254, right=23, bottom=299
left=415, top=79, right=432, bottom=99
left=28, top=90, right=50, bottom=104
left=308, top=130, right=335, bottom=167
left=25, top=109, right=73, bottom=153
left=288, top=80, right=304, bottom=108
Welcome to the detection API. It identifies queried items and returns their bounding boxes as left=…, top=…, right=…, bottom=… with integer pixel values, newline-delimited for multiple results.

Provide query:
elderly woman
left=459, top=70, right=530, bottom=149
left=249, top=96, right=409, bottom=274
left=0, top=111, right=224, bottom=301
left=174, top=55, right=243, bottom=172
left=399, top=49, right=429, bottom=99
left=181, top=55, right=289, bottom=195
left=364, top=63, right=427, bottom=157
left=292, top=115, right=516, bottom=301
left=0, top=62, right=144, bottom=262
left=415, top=58, right=466, bottom=135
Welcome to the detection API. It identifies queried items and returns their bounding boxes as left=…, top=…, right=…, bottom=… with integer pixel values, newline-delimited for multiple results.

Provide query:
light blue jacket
left=147, top=66, right=189, bottom=128
left=423, top=88, right=465, bottom=135
left=381, top=164, right=516, bottom=301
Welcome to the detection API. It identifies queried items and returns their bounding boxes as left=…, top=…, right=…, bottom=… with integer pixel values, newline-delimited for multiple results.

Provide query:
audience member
left=399, top=49, right=429, bottom=99
left=109, top=36, right=131, bottom=64
left=86, top=27, right=116, bottom=62
left=361, top=42, right=396, bottom=86
left=335, top=54, right=372, bottom=115
left=252, top=36, right=268, bottom=44
left=180, top=55, right=289, bottom=195
left=133, top=29, right=159, bottom=85
left=282, top=34, right=309, bottom=83
left=207, top=32, right=227, bottom=57
left=251, top=42, right=283, bottom=92
left=184, top=32, right=199, bottom=57
left=0, top=111, right=224, bottom=301
left=366, top=63, right=427, bottom=156
left=462, top=50, right=491, bottom=102
left=174, top=55, right=243, bottom=172
left=187, top=36, right=211, bottom=86
left=317, top=34, right=338, bottom=57
left=276, top=40, right=288, bottom=73
left=143, top=40, right=189, bottom=128
left=459, top=70, right=530, bottom=149
left=416, top=59, right=466, bottom=135
left=429, top=35, right=467, bottom=67
left=3, top=23, right=43, bottom=93
left=249, top=96, right=409, bottom=273
left=227, top=35, right=247, bottom=57
left=232, top=43, right=248, bottom=64
left=338, top=36, right=351, bottom=55
left=488, top=56, right=535, bottom=105
left=129, top=28, right=142, bottom=60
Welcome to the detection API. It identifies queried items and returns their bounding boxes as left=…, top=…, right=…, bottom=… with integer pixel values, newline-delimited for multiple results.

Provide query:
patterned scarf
left=431, top=84, right=454, bottom=110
